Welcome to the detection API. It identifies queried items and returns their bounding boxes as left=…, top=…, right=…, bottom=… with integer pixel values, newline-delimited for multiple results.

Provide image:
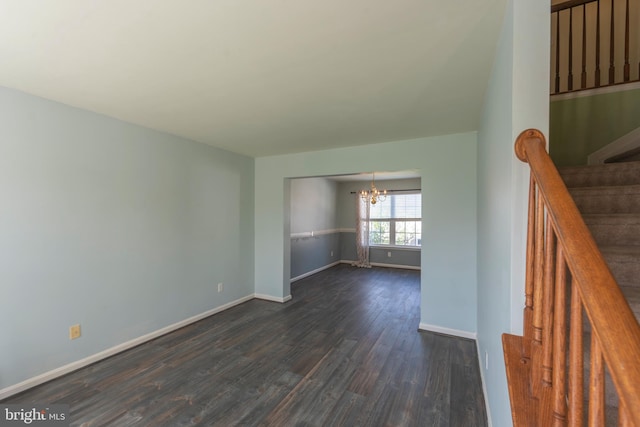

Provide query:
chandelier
left=360, top=172, right=387, bottom=205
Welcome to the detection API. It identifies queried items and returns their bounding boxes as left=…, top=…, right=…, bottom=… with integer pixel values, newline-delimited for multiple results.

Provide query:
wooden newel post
left=515, top=129, right=547, bottom=163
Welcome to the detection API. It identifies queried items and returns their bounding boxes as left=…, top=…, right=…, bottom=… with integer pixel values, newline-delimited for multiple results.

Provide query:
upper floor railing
left=551, top=0, right=640, bottom=94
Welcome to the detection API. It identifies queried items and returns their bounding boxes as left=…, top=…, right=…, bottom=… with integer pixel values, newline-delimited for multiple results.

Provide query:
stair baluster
left=551, top=0, right=640, bottom=94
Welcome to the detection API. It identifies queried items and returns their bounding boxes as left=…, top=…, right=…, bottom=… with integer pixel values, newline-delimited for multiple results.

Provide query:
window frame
left=367, top=191, right=422, bottom=248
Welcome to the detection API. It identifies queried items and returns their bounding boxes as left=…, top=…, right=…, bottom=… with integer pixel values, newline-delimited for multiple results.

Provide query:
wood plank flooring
left=3, top=265, right=488, bottom=426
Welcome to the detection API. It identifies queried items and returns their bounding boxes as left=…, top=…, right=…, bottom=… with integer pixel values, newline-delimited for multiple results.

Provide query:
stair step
left=601, top=245, right=640, bottom=284
left=560, top=161, right=640, bottom=188
left=560, top=162, right=640, bottom=421
left=569, top=185, right=640, bottom=214
left=584, top=213, right=640, bottom=246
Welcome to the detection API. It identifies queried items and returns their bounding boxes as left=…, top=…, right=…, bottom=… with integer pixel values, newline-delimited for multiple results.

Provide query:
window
left=369, top=193, right=421, bottom=247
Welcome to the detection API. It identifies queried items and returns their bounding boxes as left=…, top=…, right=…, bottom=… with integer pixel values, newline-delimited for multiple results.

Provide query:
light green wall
left=0, top=86, right=255, bottom=390
left=550, top=87, right=640, bottom=166
left=477, top=0, right=550, bottom=426
left=255, top=133, right=478, bottom=334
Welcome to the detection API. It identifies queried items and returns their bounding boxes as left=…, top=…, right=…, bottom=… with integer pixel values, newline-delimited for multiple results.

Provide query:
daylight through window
left=369, top=193, right=421, bottom=247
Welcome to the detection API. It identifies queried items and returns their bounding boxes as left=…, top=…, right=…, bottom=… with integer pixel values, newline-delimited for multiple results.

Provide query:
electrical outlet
left=217, top=282, right=223, bottom=293
left=485, top=351, right=489, bottom=370
left=330, top=251, right=334, bottom=257
left=69, top=324, right=81, bottom=340
left=387, top=251, right=392, bottom=258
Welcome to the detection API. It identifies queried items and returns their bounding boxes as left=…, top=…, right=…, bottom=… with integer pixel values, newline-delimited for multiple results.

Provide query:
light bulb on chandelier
left=360, top=172, right=387, bottom=205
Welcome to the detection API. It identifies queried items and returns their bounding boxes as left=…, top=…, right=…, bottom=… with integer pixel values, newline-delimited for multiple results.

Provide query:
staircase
left=560, top=161, right=640, bottom=423
left=504, top=130, right=640, bottom=426
left=560, top=161, right=640, bottom=326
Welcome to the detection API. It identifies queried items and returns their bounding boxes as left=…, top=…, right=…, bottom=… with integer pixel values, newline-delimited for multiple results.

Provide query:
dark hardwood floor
left=3, top=265, right=487, bottom=426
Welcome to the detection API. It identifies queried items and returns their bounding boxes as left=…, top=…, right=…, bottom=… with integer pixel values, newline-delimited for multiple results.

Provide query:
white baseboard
left=551, top=80, right=640, bottom=102
left=339, top=260, right=421, bottom=271
left=370, top=262, right=421, bottom=270
left=254, top=293, right=292, bottom=303
left=476, top=341, right=493, bottom=427
left=0, top=294, right=254, bottom=400
left=290, top=261, right=341, bottom=282
left=418, top=323, right=477, bottom=340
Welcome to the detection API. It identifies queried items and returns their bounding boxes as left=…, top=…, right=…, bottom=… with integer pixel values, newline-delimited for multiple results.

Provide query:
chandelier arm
left=359, top=172, right=387, bottom=205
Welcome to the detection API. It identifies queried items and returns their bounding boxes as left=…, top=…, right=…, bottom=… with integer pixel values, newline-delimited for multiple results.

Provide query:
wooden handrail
left=552, top=0, right=593, bottom=13
left=505, top=129, right=640, bottom=426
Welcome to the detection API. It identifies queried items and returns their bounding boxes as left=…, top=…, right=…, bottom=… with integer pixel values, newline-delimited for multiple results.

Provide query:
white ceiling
left=0, top=0, right=507, bottom=157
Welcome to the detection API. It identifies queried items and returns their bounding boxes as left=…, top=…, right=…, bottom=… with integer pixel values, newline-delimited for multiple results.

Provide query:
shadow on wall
left=549, top=86, right=640, bottom=167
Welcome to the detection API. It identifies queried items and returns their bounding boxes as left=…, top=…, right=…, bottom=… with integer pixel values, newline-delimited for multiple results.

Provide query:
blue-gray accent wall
left=290, top=233, right=340, bottom=279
